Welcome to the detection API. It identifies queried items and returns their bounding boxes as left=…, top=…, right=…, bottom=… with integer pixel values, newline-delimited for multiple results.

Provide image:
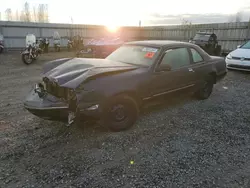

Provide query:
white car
left=226, top=40, right=250, bottom=71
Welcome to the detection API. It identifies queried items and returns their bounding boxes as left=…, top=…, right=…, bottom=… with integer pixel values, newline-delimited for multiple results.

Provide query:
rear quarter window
left=191, top=48, right=204, bottom=63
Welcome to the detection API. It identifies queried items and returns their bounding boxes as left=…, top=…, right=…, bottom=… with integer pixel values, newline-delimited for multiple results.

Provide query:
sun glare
left=106, top=25, right=119, bottom=33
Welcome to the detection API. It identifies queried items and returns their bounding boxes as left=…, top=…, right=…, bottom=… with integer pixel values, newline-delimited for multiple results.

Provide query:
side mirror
left=155, top=64, right=171, bottom=72
left=237, top=45, right=241, bottom=48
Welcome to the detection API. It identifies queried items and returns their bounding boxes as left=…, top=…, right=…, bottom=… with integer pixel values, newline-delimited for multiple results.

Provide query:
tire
left=22, top=54, right=33, bottom=65
left=0, top=48, right=3, bottom=54
left=100, top=95, right=139, bottom=132
left=195, top=75, right=214, bottom=100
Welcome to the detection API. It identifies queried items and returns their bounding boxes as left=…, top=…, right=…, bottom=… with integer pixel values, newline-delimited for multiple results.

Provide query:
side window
left=190, top=48, right=203, bottom=63
left=160, top=47, right=190, bottom=69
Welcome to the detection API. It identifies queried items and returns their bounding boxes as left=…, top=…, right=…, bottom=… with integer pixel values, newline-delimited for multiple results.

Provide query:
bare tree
left=235, top=11, right=242, bottom=22
left=33, top=6, right=37, bottom=22
left=24, top=2, right=31, bottom=22
left=19, top=11, right=26, bottom=22
left=37, top=4, right=49, bottom=23
left=2, top=2, right=49, bottom=23
left=44, top=4, right=49, bottom=22
left=181, top=18, right=193, bottom=40
left=5, top=8, right=12, bottom=21
left=38, top=4, right=45, bottom=22
left=181, top=18, right=192, bottom=26
left=15, top=10, right=19, bottom=21
left=228, top=14, right=234, bottom=23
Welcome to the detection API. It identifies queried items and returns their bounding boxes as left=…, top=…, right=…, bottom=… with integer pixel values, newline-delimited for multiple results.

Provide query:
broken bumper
left=24, top=86, right=69, bottom=121
left=24, top=85, right=101, bottom=122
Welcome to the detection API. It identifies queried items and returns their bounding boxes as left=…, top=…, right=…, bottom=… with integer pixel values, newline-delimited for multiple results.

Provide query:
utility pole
left=248, top=17, right=250, bottom=40
left=70, top=17, right=73, bottom=38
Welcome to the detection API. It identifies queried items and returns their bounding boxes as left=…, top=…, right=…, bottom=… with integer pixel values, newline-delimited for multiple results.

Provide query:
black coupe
left=24, top=40, right=227, bottom=131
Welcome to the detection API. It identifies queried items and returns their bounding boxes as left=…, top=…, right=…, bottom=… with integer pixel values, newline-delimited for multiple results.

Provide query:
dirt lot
left=0, top=52, right=250, bottom=188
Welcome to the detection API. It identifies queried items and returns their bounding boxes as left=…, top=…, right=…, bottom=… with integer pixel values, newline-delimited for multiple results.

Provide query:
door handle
left=188, top=68, right=194, bottom=72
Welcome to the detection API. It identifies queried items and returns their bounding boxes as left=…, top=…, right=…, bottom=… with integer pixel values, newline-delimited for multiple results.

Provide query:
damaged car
left=76, top=37, right=124, bottom=58
left=24, top=40, right=227, bottom=132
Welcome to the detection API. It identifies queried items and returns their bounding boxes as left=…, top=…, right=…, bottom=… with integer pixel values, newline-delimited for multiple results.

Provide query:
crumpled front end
left=24, top=78, right=103, bottom=125
left=24, top=58, right=138, bottom=124
left=24, top=83, right=68, bottom=121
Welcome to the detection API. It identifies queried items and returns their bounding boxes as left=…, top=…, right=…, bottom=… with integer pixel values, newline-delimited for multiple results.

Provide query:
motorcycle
left=67, top=39, right=73, bottom=51
left=53, top=31, right=61, bottom=52
left=45, top=38, right=49, bottom=53
left=0, top=34, right=4, bottom=54
left=38, top=38, right=49, bottom=53
left=21, top=34, right=42, bottom=65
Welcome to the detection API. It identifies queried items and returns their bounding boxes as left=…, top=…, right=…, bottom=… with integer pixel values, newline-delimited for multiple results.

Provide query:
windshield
left=193, top=34, right=210, bottom=41
left=106, top=45, right=160, bottom=66
left=53, top=31, right=61, bottom=39
left=26, top=34, right=36, bottom=46
left=240, top=41, right=250, bottom=49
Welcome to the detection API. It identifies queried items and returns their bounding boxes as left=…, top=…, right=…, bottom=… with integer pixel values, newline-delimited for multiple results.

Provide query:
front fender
left=75, top=90, right=106, bottom=110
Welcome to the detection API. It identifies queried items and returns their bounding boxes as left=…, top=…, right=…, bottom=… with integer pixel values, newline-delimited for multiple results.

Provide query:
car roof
left=125, top=40, right=195, bottom=48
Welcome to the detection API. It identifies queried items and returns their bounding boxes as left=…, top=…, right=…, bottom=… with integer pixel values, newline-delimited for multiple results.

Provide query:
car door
left=188, top=47, right=210, bottom=87
left=146, top=47, right=196, bottom=98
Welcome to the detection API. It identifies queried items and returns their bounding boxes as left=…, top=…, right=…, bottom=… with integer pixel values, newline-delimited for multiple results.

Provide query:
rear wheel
left=101, top=95, right=139, bottom=132
left=195, top=75, right=214, bottom=100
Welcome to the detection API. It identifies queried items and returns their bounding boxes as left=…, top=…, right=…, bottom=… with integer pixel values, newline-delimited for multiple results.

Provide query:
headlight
left=226, top=54, right=232, bottom=59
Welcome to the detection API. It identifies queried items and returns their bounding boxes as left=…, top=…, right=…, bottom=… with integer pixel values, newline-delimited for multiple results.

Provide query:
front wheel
left=22, top=54, right=33, bottom=65
left=195, top=76, right=214, bottom=100
left=0, top=48, right=3, bottom=54
left=101, top=95, right=139, bottom=132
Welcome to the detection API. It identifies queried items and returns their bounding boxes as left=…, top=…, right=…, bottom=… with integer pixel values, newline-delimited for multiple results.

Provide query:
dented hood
left=42, top=58, right=137, bottom=89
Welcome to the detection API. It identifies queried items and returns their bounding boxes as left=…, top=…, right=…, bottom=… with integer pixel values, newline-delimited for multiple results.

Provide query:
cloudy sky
left=0, top=0, right=250, bottom=25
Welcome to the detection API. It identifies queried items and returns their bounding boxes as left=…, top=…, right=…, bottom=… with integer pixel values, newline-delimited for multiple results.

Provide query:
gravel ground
left=0, top=52, right=250, bottom=188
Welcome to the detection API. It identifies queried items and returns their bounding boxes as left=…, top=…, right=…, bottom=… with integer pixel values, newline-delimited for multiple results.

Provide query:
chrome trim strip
left=24, top=105, right=68, bottom=110
left=143, top=84, right=195, bottom=100
left=143, top=97, right=152, bottom=100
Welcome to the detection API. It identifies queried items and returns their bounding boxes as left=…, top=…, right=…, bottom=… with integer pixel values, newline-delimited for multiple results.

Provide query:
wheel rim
left=110, top=104, right=127, bottom=122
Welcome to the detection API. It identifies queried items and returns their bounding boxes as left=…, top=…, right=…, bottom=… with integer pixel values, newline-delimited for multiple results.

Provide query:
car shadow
left=37, top=91, right=196, bottom=138
left=227, top=69, right=250, bottom=75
